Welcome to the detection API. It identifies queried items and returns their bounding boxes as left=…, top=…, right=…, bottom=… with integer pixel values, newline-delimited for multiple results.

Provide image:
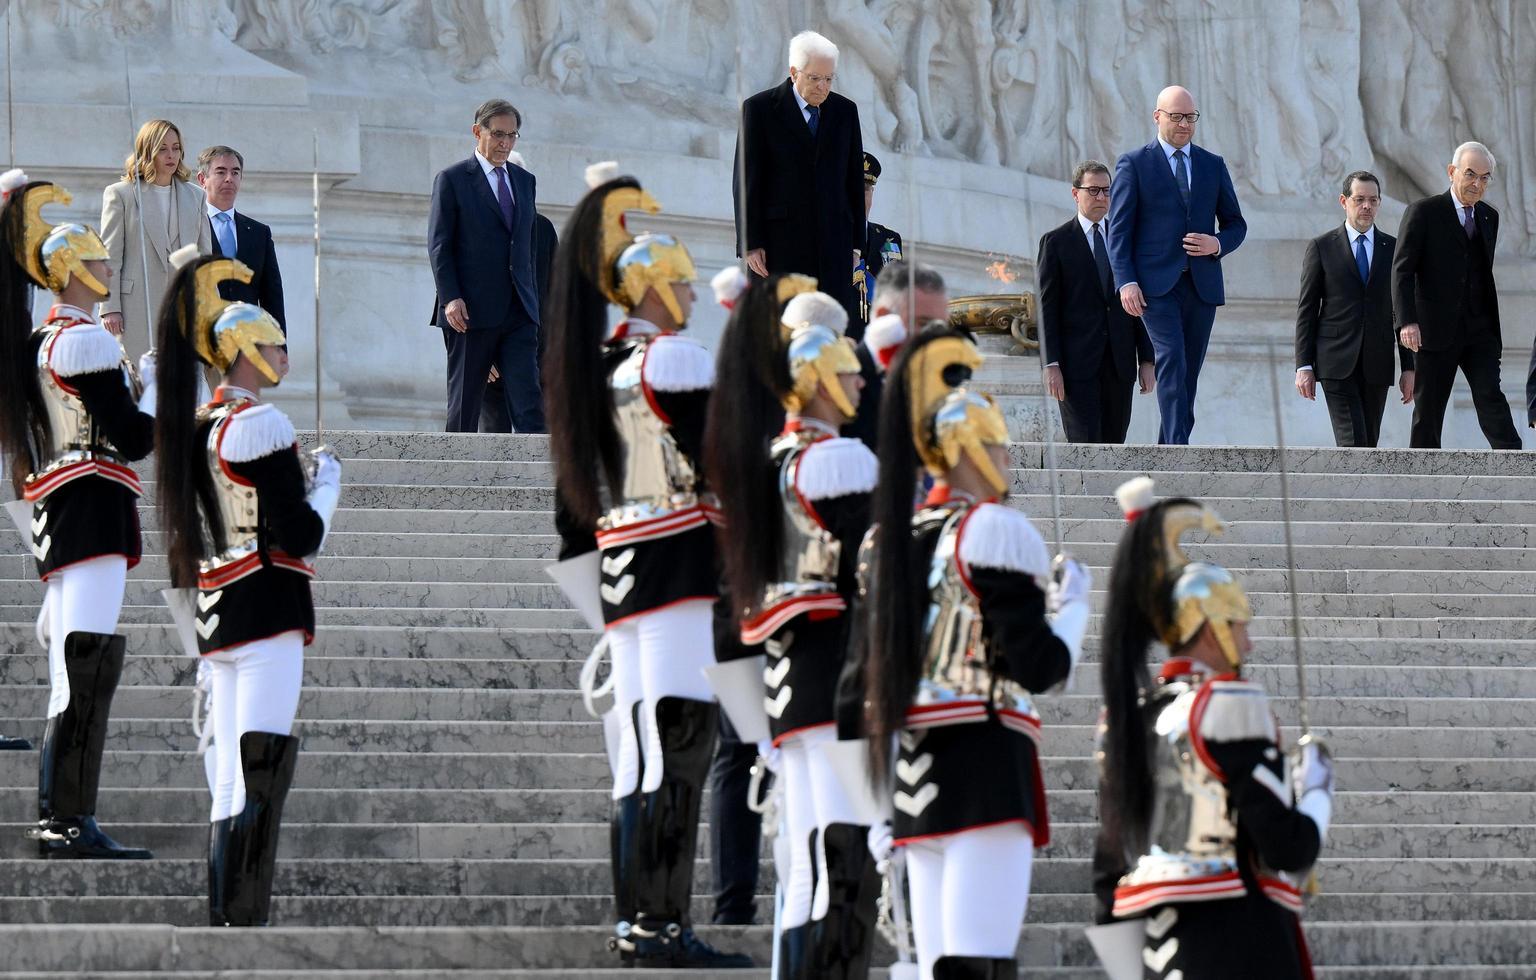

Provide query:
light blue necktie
left=215, top=211, right=236, bottom=258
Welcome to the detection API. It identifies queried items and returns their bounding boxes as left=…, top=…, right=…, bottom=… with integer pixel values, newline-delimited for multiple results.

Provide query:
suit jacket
left=1392, top=191, right=1500, bottom=351
left=1295, top=226, right=1410, bottom=384
left=734, top=79, right=864, bottom=309
left=99, top=177, right=212, bottom=360
left=843, top=341, right=883, bottom=450
left=1107, top=141, right=1246, bottom=305
left=1526, top=337, right=1536, bottom=426
left=1037, top=216, right=1152, bottom=382
left=209, top=209, right=285, bottom=332
left=428, top=157, right=539, bottom=332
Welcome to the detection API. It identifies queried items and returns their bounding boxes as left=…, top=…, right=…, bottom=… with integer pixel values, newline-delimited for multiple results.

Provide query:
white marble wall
left=2, top=0, right=1532, bottom=446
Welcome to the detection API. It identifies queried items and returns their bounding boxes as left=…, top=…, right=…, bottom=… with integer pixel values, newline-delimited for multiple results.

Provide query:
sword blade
left=1264, top=339, right=1310, bottom=735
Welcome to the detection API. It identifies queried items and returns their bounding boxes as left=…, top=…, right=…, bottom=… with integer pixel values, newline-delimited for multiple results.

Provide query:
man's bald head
left=1154, top=85, right=1199, bottom=148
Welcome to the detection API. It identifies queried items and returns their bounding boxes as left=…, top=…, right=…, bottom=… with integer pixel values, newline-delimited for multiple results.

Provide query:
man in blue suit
left=1108, top=85, right=1246, bottom=444
left=428, top=98, right=547, bottom=433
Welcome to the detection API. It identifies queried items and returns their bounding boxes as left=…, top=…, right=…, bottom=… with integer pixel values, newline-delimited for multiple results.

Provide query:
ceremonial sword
left=312, top=131, right=323, bottom=440
left=1263, top=340, right=1311, bottom=736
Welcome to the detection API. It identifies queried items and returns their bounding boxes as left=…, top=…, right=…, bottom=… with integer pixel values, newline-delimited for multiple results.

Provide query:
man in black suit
left=428, top=99, right=546, bottom=433
left=480, top=150, right=559, bottom=434
left=197, top=145, right=285, bottom=331
left=1295, top=171, right=1415, bottom=448
left=1393, top=141, right=1521, bottom=449
left=1037, top=160, right=1154, bottom=444
left=852, top=151, right=903, bottom=338
left=734, top=30, right=865, bottom=323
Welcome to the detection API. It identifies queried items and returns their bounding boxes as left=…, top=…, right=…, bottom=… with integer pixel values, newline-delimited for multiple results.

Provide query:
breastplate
left=30, top=320, right=141, bottom=480
left=760, top=430, right=841, bottom=610
left=600, top=339, right=698, bottom=529
left=200, top=401, right=263, bottom=573
left=912, top=503, right=1036, bottom=719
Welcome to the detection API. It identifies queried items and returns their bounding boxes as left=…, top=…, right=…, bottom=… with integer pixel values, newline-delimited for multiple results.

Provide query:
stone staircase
left=0, top=432, right=1532, bottom=978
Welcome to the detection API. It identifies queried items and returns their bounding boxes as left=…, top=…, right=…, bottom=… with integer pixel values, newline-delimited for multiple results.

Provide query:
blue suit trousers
left=1141, top=272, right=1216, bottom=445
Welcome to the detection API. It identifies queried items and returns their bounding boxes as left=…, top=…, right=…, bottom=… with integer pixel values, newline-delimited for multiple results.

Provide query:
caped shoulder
left=218, top=403, right=297, bottom=463
left=795, top=436, right=877, bottom=501
left=47, top=321, right=125, bottom=378
left=642, top=334, right=714, bottom=392
left=1193, top=677, right=1277, bottom=745
left=957, top=502, right=1050, bottom=577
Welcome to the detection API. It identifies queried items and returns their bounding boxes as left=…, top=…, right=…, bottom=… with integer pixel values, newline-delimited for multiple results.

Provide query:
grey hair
left=789, top=31, right=838, bottom=70
left=474, top=99, right=522, bottom=129
left=196, top=145, right=243, bottom=175
left=873, top=261, right=946, bottom=309
left=1451, top=141, right=1496, bottom=171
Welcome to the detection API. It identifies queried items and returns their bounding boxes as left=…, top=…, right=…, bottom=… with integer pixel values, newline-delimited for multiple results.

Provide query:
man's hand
left=1399, top=370, right=1416, bottom=405
left=1295, top=368, right=1316, bottom=401
left=102, top=313, right=124, bottom=336
left=1138, top=361, right=1156, bottom=394
left=745, top=248, right=768, bottom=278
left=1119, top=283, right=1146, bottom=317
left=1400, top=324, right=1422, bottom=352
left=1182, top=233, right=1220, bottom=256
left=1044, top=364, right=1065, bottom=402
left=444, top=298, right=470, bottom=333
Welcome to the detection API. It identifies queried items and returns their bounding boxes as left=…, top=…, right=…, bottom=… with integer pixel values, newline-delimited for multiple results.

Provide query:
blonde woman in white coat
left=100, top=119, right=211, bottom=361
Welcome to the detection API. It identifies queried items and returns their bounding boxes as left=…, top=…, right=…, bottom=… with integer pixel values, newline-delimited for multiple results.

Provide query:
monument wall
left=4, top=0, right=1532, bottom=447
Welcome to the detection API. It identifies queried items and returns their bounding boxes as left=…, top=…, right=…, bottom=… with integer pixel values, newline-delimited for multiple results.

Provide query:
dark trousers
left=442, top=324, right=546, bottom=433
left=1319, top=365, right=1390, bottom=448
left=708, top=711, right=761, bottom=925
left=1059, top=347, right=1134, bottom=444
left=1410, top=319, right=1521, bottom=449
left=1141, top=273, right=1217, bottom=445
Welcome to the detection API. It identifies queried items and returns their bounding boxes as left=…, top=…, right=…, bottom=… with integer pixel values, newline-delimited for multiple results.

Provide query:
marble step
left=5, top=625, right=1534, bottom=669
left=1, top=920, right=1534, bottom=972
left=11, top=971, right=1536, bottom=980
left=0, top=717, right=1529, bottom=759
left=1, top=820, right=1524, bottom=862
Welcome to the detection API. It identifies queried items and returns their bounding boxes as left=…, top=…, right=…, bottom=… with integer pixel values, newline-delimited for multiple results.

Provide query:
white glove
left=756, top=739, right=782, bottom=773
left=1046, top=554, right=1091, bottom=668
left=136, top=351, right=158, bottom=414
left=867, top=820, right=894, bottom=868
left=304, top=450, right=342, bottom=554
left=1292, top=737, right=1335, bottom=841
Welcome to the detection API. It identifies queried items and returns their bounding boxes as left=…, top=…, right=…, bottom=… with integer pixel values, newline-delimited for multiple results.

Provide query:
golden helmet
left=598, top=182, right=697, bottom=327
left=780, top=290, right=860, bottom=418
left=181, top=251, right=287, bottom=383
left=1159, top=502, right=1252, bottom=668
left=905, top=334, right=1010, bottom=496
left=12, top=182, right=110, bottom=298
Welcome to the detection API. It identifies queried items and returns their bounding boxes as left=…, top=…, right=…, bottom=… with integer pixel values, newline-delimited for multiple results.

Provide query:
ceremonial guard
left=1091, top=487, right=1334, bottom=979
left=706, top=274, right=881, bottom=977
left=855, top=153, right=903, bottom=334
left=854, top=329, right=1090, bottom=979
left=543, top=165, right=749, bottom=969
left=153, top=245, right=341, bottom=925
left=0, top=173, right=154, bottom=856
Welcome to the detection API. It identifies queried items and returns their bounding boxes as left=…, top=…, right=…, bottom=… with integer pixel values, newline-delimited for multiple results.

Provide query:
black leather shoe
left=0, top=733, right=32, bottom=751
left=632, top=922, right=754, bottom=969
left=31, top=815, right=151, bottom=859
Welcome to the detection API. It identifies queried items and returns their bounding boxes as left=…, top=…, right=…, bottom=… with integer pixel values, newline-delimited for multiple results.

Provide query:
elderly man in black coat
left=733, top=30, right=865, bottom=322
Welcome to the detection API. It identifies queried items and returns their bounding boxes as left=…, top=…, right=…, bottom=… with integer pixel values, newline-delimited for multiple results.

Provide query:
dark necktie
left=494, top=166, right=515, bottom=231
left=1353, top=233, right=1369, bottom=283
left=1463, top=206, right=1476, bottom=239
left=806, top=104, right=820, bottom=137
left=1174, top=149, right=1191, bottom=211
left=1093, top=222, right=1112, bottom=294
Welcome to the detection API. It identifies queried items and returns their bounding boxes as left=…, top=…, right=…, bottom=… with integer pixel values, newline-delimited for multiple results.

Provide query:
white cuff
left=1297, top=787, right=1332, bottom=842
left=1048, top=600, right=1089, bottom=668
left=1296, top=366, right=1313, bottom=375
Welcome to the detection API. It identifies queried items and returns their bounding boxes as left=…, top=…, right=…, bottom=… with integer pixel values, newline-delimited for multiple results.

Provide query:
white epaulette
left=643, top=334, right=715, bottom=392
left=957, top=502, right=1050, bottom=577
left=1197, top=679, right=1278, bottom=744
left=218, top=403, right=297, bottom=463
left=48, top=322, right=125, bottom=378
left=795, top=436, right=878, bottom=501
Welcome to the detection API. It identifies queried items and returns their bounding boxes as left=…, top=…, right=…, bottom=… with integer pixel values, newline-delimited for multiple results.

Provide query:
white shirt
left=792, top=86, right=816, bottom=127
left=1159, top=137, right=1194, bottom=186
left=1299, top=223, right=1378, bottom=375
left=206, top=202, right=238, bottom=253
left=1076, top=212, right=1110, bottom=252
left=475, top=150, right=514, bottom=207
left=1450, top=188, right=1476, bottom=226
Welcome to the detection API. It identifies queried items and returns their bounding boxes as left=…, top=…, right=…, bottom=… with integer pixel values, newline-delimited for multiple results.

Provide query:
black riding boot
left=0, top=732, right=31, bottom=750
left=29, top=632, right=151, bottom=859
left=221, top=731, right=300, bottom=926
left=208, top=818, right=233, bottom=925
left=809, top=822, right=881, bottom=979
left=607, top=788, right=645, bottom=963
left=776, top=922, right=813, bottom=980
left=932, top=955, right=1019, bottom=979
left=630, top=697, right=753, bottom=969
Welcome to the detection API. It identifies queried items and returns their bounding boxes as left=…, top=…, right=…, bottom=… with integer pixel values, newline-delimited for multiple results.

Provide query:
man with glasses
left=1392, top=141, right=1522, bottom=449
left=1037, top=159, right=1155, bottom=444
left=1108, top=85, right=1246, bottom=445
left=734, top=30, right=865, bottom=325
left=428, top=98, right=546, bottom=433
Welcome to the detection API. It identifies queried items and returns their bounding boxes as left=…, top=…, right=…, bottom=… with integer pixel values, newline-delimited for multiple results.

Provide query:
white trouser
left=778, top=725, right=866, bottom=929
left=607, top=599, right=716, bottom=798
left=44, top=556, right=128, bottom=718
left=205, top=631, right=305, bottom=822
left=903, top=821, right=1034, bottom=978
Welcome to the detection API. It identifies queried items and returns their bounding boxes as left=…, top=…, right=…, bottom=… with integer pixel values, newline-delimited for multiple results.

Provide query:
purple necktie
left=1463, top=206, right=1476, bottom=239
left=494, top=166, right=514, bottom=231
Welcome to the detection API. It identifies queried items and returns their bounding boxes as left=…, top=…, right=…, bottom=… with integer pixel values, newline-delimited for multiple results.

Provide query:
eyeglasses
left=798, top=72, right=835, bottom=86
left=1073, top=185, right=1111, bottom=197
left=488, top=130, right=519, bottom=144
left=1157, top=110, right=1201, bottom=124
left=1459, top=170, right=1493, bottom=185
